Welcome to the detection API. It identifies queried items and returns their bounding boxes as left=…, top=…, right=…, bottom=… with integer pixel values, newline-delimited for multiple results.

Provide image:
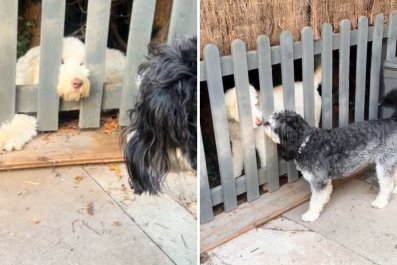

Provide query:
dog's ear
left=276, top=113, right=308, bottom=161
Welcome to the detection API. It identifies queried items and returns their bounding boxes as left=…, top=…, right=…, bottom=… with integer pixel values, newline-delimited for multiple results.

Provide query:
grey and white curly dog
left=263, top=89, right=397, bottom=222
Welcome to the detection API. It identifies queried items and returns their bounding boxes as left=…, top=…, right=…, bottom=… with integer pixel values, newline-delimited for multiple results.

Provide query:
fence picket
left=204, top=44, right=238, bottom=212
left=78, top=0, right=111, bottom=128
left=168, top=0, right=197, bottom=42
left=302, top=27, right=315, bottom=127
left=321, top=23, right=333, bottom=129
left=231, top=39, right=260, bottom=202
left=386, top=11, right=397, bottom=60
left=339, top=20, right=351, bottom=127
left=200, top=127, right=214, bottom=224
left=37, top=0, right=66, bottom=131
left=369, top=14, right=384, bottom=120
left=0, top=0, right=18, bottom=122
left=257, top=35, right=280, bottom=192
left=354, top=16, right=369, bottom=122
left=118, top=0, right=156, bottom=126
left=280, top=31, right=299, bottom=183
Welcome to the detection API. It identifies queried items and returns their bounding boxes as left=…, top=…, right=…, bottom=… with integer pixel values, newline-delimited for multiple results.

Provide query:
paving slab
left=284, top=178, right=397, bottom=265
left=202, top=217, right=373, bottom=265
left=84, top=164, right=197, bottom=265
left=0, top=166, right=173, bottom=265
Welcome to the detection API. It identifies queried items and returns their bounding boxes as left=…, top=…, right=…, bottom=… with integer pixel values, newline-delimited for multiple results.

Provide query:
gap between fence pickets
left=200, top=166, right=372, bottom=253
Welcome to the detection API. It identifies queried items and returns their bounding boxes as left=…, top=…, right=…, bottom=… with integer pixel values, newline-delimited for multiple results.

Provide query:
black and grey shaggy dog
left=123, top=36, right=197, bottom=195
left=264, top=89, right=397, bottom=222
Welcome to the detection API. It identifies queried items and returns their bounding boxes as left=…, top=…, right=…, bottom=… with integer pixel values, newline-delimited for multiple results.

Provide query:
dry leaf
left=74, top=176, right=84, bottom=184
left=108, top=164, right=121, bottom=177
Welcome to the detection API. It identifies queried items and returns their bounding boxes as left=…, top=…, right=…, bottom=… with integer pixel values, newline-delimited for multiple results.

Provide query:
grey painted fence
left=0, top=0, right=197, bottom=130
left=200, top=12, right=391, bottom=224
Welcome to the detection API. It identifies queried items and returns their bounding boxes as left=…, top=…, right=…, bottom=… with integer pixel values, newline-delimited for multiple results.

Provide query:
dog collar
left=298, top=135, right=310, bottom=154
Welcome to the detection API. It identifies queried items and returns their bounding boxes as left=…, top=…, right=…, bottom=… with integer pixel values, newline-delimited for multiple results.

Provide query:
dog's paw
left=301, top=211, right=319, bottom=222
left=392, top=187, right=397, bottom=194
left=371, top=199, right=388, bottom=208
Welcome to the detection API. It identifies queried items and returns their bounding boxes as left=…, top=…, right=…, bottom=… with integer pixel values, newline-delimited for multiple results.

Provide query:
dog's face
left=263, top=110, right=310, bottom=160
left=224, top=85, right=263, bottom=128
left=124, top=36, right=197, bottom=195
left=57, top=37, right=91, bottom=101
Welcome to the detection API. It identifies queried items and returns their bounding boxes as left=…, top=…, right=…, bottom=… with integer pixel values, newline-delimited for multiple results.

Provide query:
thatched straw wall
left=200, top=0, right=397, bottom=58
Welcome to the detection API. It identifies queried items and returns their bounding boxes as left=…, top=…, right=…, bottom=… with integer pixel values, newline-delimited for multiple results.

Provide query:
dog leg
left=371, top=164, right=394, bottom=208
left=231, top=138, right=244, bottom=177
left=302, top=181, right=333, bottom=222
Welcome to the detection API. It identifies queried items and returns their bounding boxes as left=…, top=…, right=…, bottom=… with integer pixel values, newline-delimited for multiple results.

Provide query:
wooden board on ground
left=200, top=179, right=311, bottom=253
left=200, top=167, right=372, bottom=253
left=0, top=129, right=123, bottom=171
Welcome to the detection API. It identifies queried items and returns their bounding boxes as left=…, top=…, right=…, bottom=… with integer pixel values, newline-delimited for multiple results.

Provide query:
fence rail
left=0, top=0, right=197, bottom=130
left=200, top=12, right=394, bottom=224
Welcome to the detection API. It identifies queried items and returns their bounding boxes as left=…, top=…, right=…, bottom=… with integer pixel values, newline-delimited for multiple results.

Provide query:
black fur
left=123, top=36, right=197, bottom=195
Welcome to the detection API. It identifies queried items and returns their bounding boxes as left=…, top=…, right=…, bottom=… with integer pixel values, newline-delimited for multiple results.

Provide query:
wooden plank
left=37, top=0, right=65, bottom=131
left=168, top=0, right=197, bottom=42
left=301, top=27, right=315, bottom=127
left=321, top=23, right=333, bottom=129
left=79, top=0, right=111, bottom=128
left=16, top=84, right=121, bottom=113
left=0, top=130, right=123, bottom=171
left=201, top=179, right=311, bottom=252
left=256, top=35, right=280, bottom=192
left=369, top=14, right=384, bottom=120
left=280, top=31, right=299, bottom=183
left=386, top=11, right=397, bottom=60
left=354, top=16, right=368, bottom=123
left=339, top=19, right=351, bottom=127
left=210, top=160, right=288, bottom=206
left=201, top=167, right=372, bottom=253
left=231, top=39, right=260, bottom=202
left=0, top=0, right=18, bottom=122
left=200, top=25, right=390, bottom=82
left=204, top=44, right=237, bottom=212
left=200, top=127, right=214, bottom=224
left=118, top=0, right=156, bottom=126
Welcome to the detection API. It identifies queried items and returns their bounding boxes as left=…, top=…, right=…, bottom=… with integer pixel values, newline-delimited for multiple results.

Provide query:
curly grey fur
left=263, top=89, right=397, bottom=221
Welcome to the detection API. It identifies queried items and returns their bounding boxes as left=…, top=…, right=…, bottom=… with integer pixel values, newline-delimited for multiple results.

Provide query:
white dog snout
left=71, top=78, right=84, bottom=89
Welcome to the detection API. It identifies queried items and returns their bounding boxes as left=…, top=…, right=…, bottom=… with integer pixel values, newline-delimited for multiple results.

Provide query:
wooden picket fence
left=0, top=0, right=196, bottom=131
left=200, top=11, right=397, bottom=228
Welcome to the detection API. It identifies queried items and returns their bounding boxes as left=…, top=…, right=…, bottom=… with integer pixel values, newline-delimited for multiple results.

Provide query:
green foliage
left=17, top=19, right=36, bottom=58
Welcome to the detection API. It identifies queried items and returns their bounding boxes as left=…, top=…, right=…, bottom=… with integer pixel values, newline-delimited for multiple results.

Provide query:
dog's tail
left=380, top=89, right=397, bottom=120
left=0, top=114, right=37, bottom=152
left=313, top=66, right=322, bottom=89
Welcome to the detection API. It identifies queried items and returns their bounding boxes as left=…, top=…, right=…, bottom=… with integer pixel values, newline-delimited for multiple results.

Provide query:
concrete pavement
left=0, top=164, right=196, bottom=265
left=203, top=168, right=396, bottom=265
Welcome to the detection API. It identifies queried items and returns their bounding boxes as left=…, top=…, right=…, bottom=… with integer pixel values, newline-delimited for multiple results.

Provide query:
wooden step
left=0, top=129, right=123, bottom=171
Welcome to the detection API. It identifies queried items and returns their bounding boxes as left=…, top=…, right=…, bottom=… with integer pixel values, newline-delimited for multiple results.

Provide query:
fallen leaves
left=74, top=176, right=84, bottom=184
left=104, top=119, right=120, bottom=136
left=108, top=164, right=121, bottom=177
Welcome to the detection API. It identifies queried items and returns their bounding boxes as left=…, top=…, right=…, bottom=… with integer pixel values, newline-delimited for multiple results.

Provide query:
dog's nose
left=71, top=78, right=83, bottom=89
left=255, top=118, right=263, bottom=126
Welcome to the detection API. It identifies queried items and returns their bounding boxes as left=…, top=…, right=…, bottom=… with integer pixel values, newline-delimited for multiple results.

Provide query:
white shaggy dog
left=16, top=37, right=126, bottom=101
left=224, top=67, right=322, bottom=178
left=0, top=114, right=37, bottom=152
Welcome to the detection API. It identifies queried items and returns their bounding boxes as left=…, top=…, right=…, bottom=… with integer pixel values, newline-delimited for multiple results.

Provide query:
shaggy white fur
left=224, top=67, right=322, bottom=178
left=16, top=37, right=125, bottom=101
left=0, top=114, right=37, bottom=152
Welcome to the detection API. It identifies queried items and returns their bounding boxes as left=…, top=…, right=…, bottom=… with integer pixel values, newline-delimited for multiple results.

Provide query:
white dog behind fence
left=16, top=36, right=125, bottom=101
left=0, top=114, right=37, bottom=152
left=224, top=67, right=322, bottom=179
